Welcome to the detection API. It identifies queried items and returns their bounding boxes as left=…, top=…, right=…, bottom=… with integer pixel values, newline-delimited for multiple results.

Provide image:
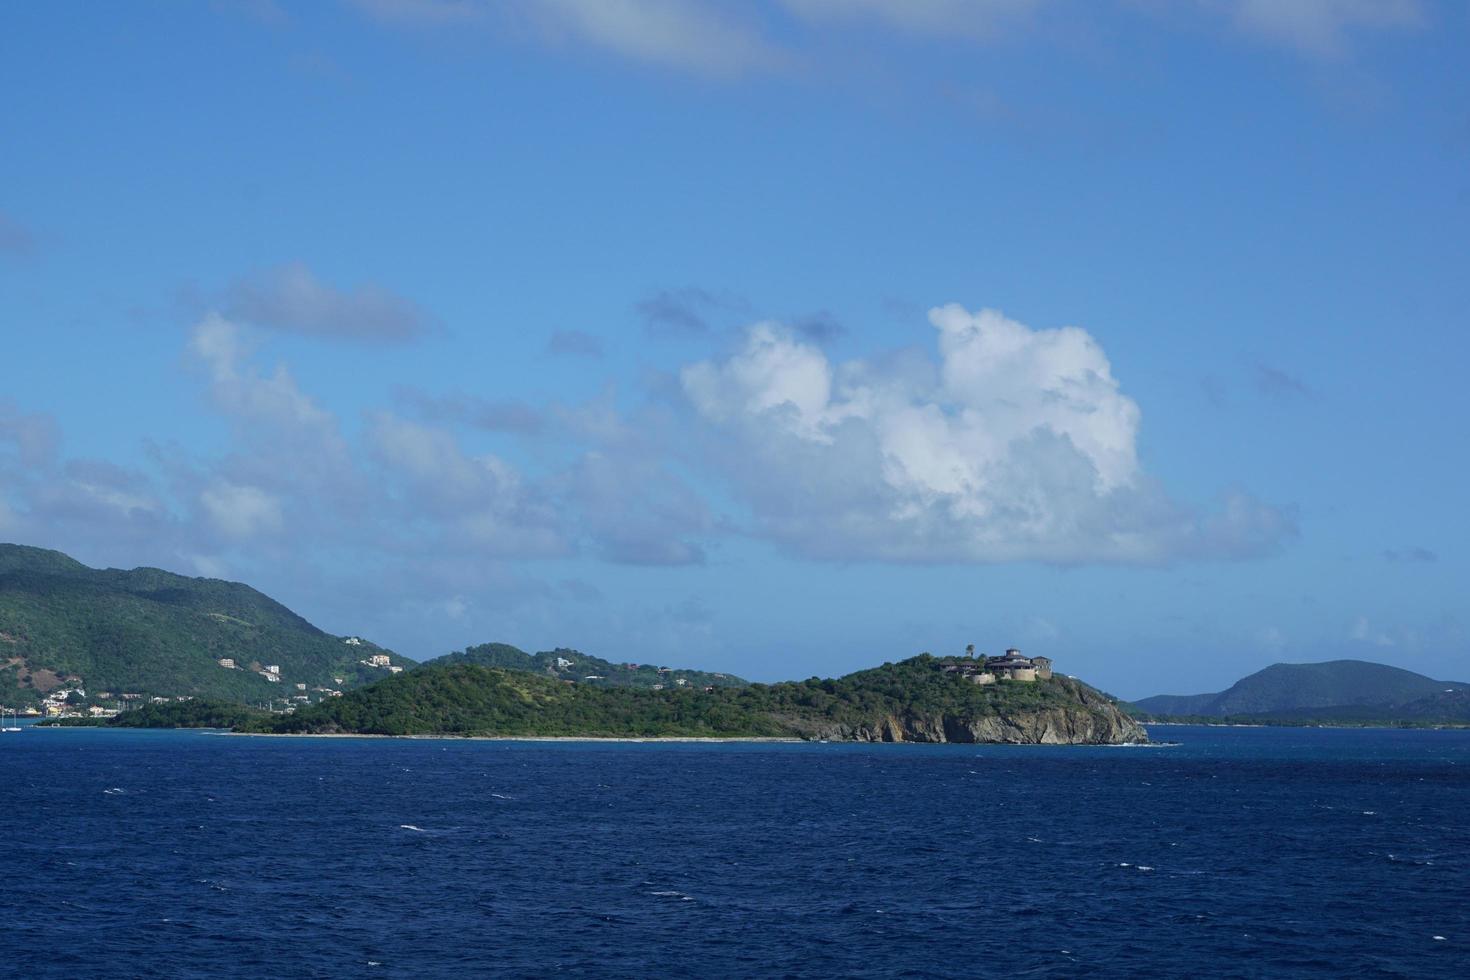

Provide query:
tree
left=965, top=644, right=975, bottom=660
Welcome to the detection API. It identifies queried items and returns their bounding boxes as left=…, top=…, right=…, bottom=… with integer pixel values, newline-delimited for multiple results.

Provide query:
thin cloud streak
left=224, top=263, right=433, bottom=343
left=342, top=0, right=1427, bottom=79
left=0, top=211, right=37, bottom=256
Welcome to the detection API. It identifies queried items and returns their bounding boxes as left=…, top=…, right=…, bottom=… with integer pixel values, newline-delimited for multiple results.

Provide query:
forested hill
left=245, top=654, right=1146, bottom=744
left=0, top=543, right=411, bottom=705
left=1133, top=660, right=1470, bottom=724
left=423, top=641, right=749, bottom=689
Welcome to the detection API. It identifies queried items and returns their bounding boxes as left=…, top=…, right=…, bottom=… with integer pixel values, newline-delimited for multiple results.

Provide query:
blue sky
left=2, top=0, right=1466, bottom=697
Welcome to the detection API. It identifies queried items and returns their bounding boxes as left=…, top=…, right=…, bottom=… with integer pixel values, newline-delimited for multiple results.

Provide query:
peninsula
left=238, top=649, right=1146, bottom=744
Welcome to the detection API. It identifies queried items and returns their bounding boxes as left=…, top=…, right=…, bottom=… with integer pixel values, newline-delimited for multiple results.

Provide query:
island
left=1129, top=659, right=1470, bottom=729
left=233, top=648, right=1146, bottom=744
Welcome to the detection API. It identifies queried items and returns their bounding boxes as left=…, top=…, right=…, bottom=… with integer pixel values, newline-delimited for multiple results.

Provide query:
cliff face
left=784, top=678, right=1147, bottom=745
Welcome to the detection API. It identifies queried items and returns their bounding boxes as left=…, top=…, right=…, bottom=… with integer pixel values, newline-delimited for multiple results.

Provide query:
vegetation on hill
left=1133, top=660, right=1470, bottom=725
left=423, top=641, right=749, bottom=689
left=0, top=543, right=410, bottom=706
left=242, top=654, right=1142, bottom=742
left=243, top=663, right=779, bottom=737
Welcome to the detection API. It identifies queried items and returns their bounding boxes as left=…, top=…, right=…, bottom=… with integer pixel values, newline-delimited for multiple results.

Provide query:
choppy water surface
left=3, top=725, right=1468, bottom=977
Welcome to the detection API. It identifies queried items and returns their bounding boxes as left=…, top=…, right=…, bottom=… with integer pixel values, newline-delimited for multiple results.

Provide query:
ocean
left=2, top=724, right=1467, bottom=977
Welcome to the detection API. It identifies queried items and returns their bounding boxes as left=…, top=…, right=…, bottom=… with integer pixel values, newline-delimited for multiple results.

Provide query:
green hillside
left=0, top=543, right=411, bottom=706
left=424, top=641, right=749, bottom=689
left=1134, top=659, right=1470, bottom=723
left=1229, top=690, right=1470, bottom=726
left=244, top=653, right=1145, bottom=743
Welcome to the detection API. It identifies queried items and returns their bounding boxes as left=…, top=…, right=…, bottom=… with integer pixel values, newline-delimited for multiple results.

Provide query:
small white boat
left=1, top=709, right=22, bottom=732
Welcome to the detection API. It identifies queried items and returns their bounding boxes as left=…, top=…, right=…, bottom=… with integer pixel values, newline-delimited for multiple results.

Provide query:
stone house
left=940, top=647, right=1054, bottom=684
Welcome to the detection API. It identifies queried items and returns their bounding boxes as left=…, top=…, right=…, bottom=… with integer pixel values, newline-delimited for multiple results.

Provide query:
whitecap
left=1433, top=936, right=1447, bottom=941
left=103, top=788, right=126, bottom=795
left=399, top=824, right=427, bottom=832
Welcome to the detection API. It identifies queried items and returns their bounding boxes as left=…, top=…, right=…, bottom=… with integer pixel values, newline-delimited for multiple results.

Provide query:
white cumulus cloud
left=680, top=304, right=1291, bottom=563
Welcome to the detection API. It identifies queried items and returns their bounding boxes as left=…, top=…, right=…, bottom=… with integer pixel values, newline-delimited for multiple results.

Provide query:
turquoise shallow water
left=2, top=724, right=1468, bottom=977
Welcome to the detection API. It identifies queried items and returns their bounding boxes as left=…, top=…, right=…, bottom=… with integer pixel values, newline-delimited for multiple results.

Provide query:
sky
left=1, top=0, right=1467, bottom=698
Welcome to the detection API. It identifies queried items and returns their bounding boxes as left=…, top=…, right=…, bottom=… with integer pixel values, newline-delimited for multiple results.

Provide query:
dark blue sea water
left=3, top=724, right=1469, bottom=978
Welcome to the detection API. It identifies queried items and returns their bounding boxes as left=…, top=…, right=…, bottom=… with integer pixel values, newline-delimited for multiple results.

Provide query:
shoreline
left=1142, top=720, right=1470, bottom=731
left=223, top=732, right=805, bottom=743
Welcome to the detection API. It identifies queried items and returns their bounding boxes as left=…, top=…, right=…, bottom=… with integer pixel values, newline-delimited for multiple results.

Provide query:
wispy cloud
left=350, top=0, right=482, bottom=26
left=0, top=400, right=59, bottom=466
left=546, top=329, right=605, bottom=358
left=792, top=310, right=846, bottom=345
left=224, top=263, right=433, bottom=343
left=1253, top=361, right=1311, bottom=399
left=395, top=386, right=546, bottom=435
left=636, top=287, right=747, bottom=338
left=342, top=0, right=1425, bottom=82
left=210, top=0, right=289, bottom=27
left=1383, top=545, right=1438, bottom=563
left=1217, top=0, right=1425, bottom=58
left=1350, top=614, right=1398, bottom=647
left=0, top=211, right=37, bottom=256
left=780, top=0, right=1041, bottom=41
left=530, top=0, right=787, bottom=76
left=352, top=0, right=786, bottom=76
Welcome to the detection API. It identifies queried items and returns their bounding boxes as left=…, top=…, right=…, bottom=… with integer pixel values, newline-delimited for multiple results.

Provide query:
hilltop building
left=939, top=647, right=1053, bottom=685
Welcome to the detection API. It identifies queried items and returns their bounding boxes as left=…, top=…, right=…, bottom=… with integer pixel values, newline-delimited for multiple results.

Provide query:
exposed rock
left=790, top=678, right=1147, bottom=745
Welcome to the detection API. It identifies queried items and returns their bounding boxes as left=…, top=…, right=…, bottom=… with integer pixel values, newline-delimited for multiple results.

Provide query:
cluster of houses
left=347, top=636, right=403, bottom=673
left=9, top=645, right=376, bottom=719
left=215, top=637, right=399, bottom=695
left=215, top=658, right=347, bottom=706
left=216, top=656, right=284, bottom=683
left=32, top=684, right=200, bottom=719
left=32, top=684, right=118, bottom=718
left=939, top=648, right=1054, bottom=685
left=359, top=651, right=403, bottom=674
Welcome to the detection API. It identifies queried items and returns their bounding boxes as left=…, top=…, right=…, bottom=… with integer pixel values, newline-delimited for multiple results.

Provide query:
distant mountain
left=422, top=641, right=749, bottom=690
left=0, top=543, right=411, bottom=706
left=1134, top=660, right=1470, bottom=723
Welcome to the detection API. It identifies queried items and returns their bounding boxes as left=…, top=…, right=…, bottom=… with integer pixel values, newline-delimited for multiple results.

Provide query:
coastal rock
left=796, top=679, right=1146, bottom=745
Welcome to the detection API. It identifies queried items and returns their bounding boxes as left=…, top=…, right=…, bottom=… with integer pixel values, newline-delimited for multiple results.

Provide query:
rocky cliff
left=778, top=677, right=1147, bottom=745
